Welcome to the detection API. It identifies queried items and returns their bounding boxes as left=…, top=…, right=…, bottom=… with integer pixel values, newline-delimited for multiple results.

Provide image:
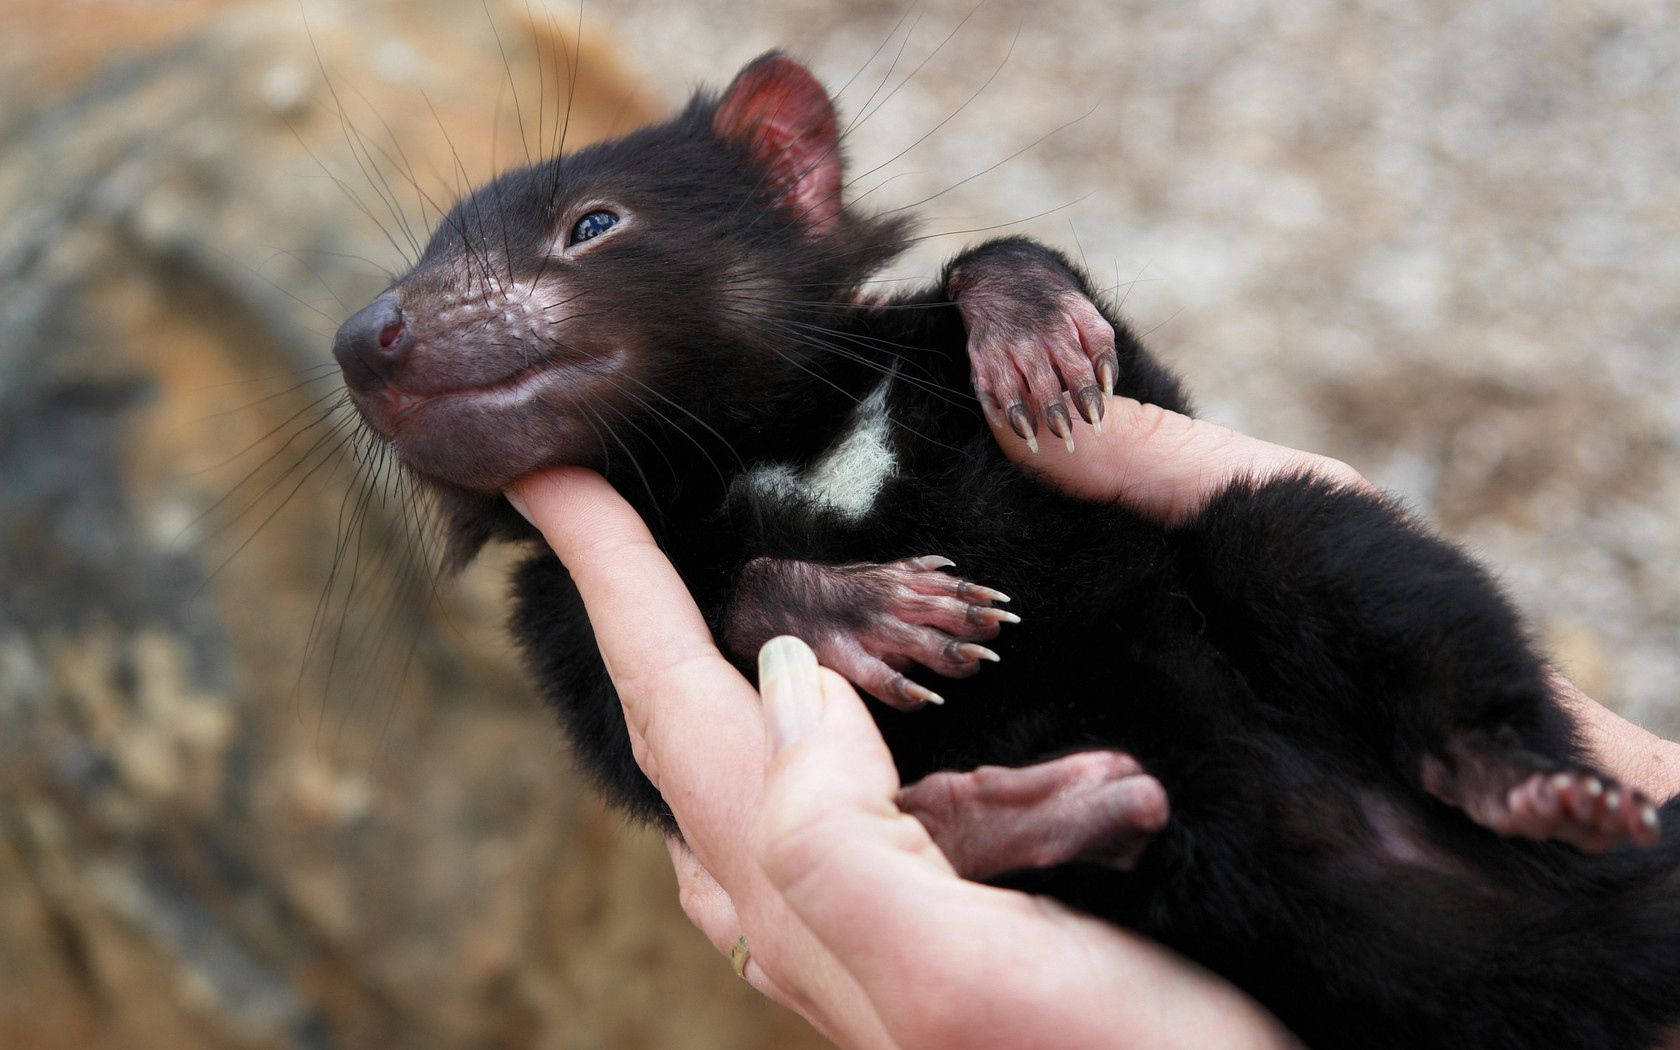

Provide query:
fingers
left=505, top=467, right=721, bottom=694
left=754, top=638, right=1299, bottom=1050
left=990, top=396, right=1373, bottom=525
left=667, top=837, right=743, bottom=959
left=666, top=838, right=796, bottom=1003
left=756, top=635, right=957, bottom=875
left=1550, top=667, right=1680, bottom=802
left=497, top=487, right=903, bottom=1044
left=505, top=468, right=767, bottom=888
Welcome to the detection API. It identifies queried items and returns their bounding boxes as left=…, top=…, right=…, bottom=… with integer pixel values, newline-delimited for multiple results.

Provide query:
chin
left=385, top=399, right=603, bottom=493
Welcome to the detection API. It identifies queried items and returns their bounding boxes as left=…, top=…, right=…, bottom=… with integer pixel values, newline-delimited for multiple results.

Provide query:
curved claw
left=953, top=255, right=1119, bottom=452
left=728, top=554, right=1017, bottom=713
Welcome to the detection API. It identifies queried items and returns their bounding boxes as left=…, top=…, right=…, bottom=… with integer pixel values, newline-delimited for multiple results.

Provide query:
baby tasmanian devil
left=330, top=53, right=1680, bottom=1050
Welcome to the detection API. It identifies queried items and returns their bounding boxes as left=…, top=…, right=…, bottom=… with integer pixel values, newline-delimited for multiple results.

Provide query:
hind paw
left=1421, top=737, right=1663, bottom=853
left=897, top=751, right=1170, bottom=880
left=725, top=554, right=1015, bottom=711
left=1498, top=770, right=1662, bottom=852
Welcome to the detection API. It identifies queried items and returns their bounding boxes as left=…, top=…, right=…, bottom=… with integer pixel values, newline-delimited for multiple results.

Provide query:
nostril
left=332, top=295, right=408, bottom=389
left=377, top=316, right=405, bottom=349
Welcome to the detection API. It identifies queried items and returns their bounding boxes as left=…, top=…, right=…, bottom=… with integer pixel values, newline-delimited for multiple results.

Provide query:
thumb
left=991, top=395, right=1371, bottom=525
left=753, top=636, right=956, bottom=894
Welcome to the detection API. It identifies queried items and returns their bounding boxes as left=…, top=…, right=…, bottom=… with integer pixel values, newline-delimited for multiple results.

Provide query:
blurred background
left=2, top=1, right=1677, bottom=1047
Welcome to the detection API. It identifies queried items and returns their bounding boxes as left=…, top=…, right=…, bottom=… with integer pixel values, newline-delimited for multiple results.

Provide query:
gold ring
left=729, top=934, right=751, bottom=979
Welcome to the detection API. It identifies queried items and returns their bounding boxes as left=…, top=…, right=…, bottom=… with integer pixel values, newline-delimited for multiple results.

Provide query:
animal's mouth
left=352, top=354, right=615, bottom=438
left=339, top=349, right=623, bottom=492
left=360, top=362, right=560, bottom=434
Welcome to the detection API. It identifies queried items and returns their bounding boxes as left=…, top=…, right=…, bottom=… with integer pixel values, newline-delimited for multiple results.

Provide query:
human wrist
left=1553, top=672, right=1680, bottom=801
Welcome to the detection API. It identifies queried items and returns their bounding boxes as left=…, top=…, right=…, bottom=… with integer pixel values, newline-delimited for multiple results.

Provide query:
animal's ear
left=713, top=52, right=841, bottom=235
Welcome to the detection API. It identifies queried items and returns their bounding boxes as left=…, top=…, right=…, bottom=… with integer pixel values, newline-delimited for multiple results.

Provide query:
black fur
left=340, top=54, right=1680, bottom=1050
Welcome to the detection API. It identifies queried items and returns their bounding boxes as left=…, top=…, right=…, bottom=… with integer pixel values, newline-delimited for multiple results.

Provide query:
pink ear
left=713, top=54, right=842, bottom=235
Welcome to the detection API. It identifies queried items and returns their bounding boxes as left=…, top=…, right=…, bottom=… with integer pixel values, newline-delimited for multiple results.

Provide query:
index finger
left=505, top=467, right=767, bottom=878
left=992, top=395, right=1372, bottom=524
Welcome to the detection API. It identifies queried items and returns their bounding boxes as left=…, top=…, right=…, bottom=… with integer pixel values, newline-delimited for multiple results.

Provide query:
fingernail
left=505, top=489, right=530, bottom=522
left=759, top=636, right=823, bottom=750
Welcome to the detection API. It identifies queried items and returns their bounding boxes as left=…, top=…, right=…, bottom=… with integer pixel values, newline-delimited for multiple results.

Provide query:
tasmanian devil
left=327, top=51, right=1680, bottom=1050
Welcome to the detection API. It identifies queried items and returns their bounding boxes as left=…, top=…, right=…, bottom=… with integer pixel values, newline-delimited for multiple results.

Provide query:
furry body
left=510, top=246, right=1680, bottom=1048
left=331, top=56, right=1680, bottom=1050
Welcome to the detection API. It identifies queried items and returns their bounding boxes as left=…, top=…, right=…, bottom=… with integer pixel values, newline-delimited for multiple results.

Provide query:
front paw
left=949, top=248, right=1117, bottom=453
left=727, top=554, right=1017, bottom=711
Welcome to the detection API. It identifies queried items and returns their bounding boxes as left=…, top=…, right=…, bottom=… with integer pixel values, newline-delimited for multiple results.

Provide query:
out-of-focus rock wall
left=2, top=1, right=1676, bottom=1048
left=1, top=2, right=819, bottom=1047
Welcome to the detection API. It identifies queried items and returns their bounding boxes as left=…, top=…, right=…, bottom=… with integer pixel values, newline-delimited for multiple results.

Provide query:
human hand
left=989, top=395, right=1680, bottom=802
left=506, top=467, right=1299, bottom=1050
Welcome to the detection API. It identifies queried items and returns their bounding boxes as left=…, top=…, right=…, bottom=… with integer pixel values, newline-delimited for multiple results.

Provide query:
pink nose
left=332, top=294, right=409, bottom=390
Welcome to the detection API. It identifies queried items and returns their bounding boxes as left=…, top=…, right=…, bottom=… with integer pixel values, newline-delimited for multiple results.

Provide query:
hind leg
left=1421, top=729, right=1662, bottom=850
left=896, top=751, right=1170, bottom=880
left=1177, top=475, right=1667, bottom=852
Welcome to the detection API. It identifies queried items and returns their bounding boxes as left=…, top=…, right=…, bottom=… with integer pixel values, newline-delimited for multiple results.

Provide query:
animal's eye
left=570, top=210, right=619, bottom=245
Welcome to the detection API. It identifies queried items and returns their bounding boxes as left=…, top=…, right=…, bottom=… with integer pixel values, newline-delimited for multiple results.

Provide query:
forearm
left=1554, top=672, right=1680, bottom=802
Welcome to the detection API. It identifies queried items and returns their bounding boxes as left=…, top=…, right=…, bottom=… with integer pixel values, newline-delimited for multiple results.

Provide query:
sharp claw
left=910, top=555, right=956, bottom=571
left=971, top=606, right=1021, bottom=626
left=903, top=681, right=944, bottom=707
left=1096, top=354, right=1118, bottom=394
left=1075, top=384, right=1105, bottom=431
left=969, top=586, right=1011, bottom=604
left=1006, top=404, right=1039, bottom=454
left=1045, top=403, right=1075, bottom=452
left=953, top=643, right=1001, bottom=664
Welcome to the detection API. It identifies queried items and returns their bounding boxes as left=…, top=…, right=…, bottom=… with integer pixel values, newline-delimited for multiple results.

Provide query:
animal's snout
left=332, top=294, right=409, bottom=390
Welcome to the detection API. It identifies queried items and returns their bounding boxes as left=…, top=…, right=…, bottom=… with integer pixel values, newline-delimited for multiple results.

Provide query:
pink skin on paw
left=951, top=263, right=1118, bottom=452
left=1422, top=751, right=1663, bottom=853
left=817, top=555, right=1014, bottom=710
left=897, top=750, right=1170, bottom=881
left=1499, top=771, right=1662, bottom=852
left=727, top=554, right=1016, bottom=711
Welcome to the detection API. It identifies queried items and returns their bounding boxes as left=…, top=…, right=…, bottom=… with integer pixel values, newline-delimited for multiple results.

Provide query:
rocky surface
left=2, top=1, right=1676, bottom=1048
left=2, top=3, right=811, bottom=1048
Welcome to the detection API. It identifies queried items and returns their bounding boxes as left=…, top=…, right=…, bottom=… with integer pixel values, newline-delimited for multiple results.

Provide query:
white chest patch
left=745, top=380, right=897, bottom=520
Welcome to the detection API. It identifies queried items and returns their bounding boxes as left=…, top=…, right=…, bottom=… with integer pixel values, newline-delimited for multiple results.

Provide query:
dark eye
left=570, top=210, right=619, bottom=245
